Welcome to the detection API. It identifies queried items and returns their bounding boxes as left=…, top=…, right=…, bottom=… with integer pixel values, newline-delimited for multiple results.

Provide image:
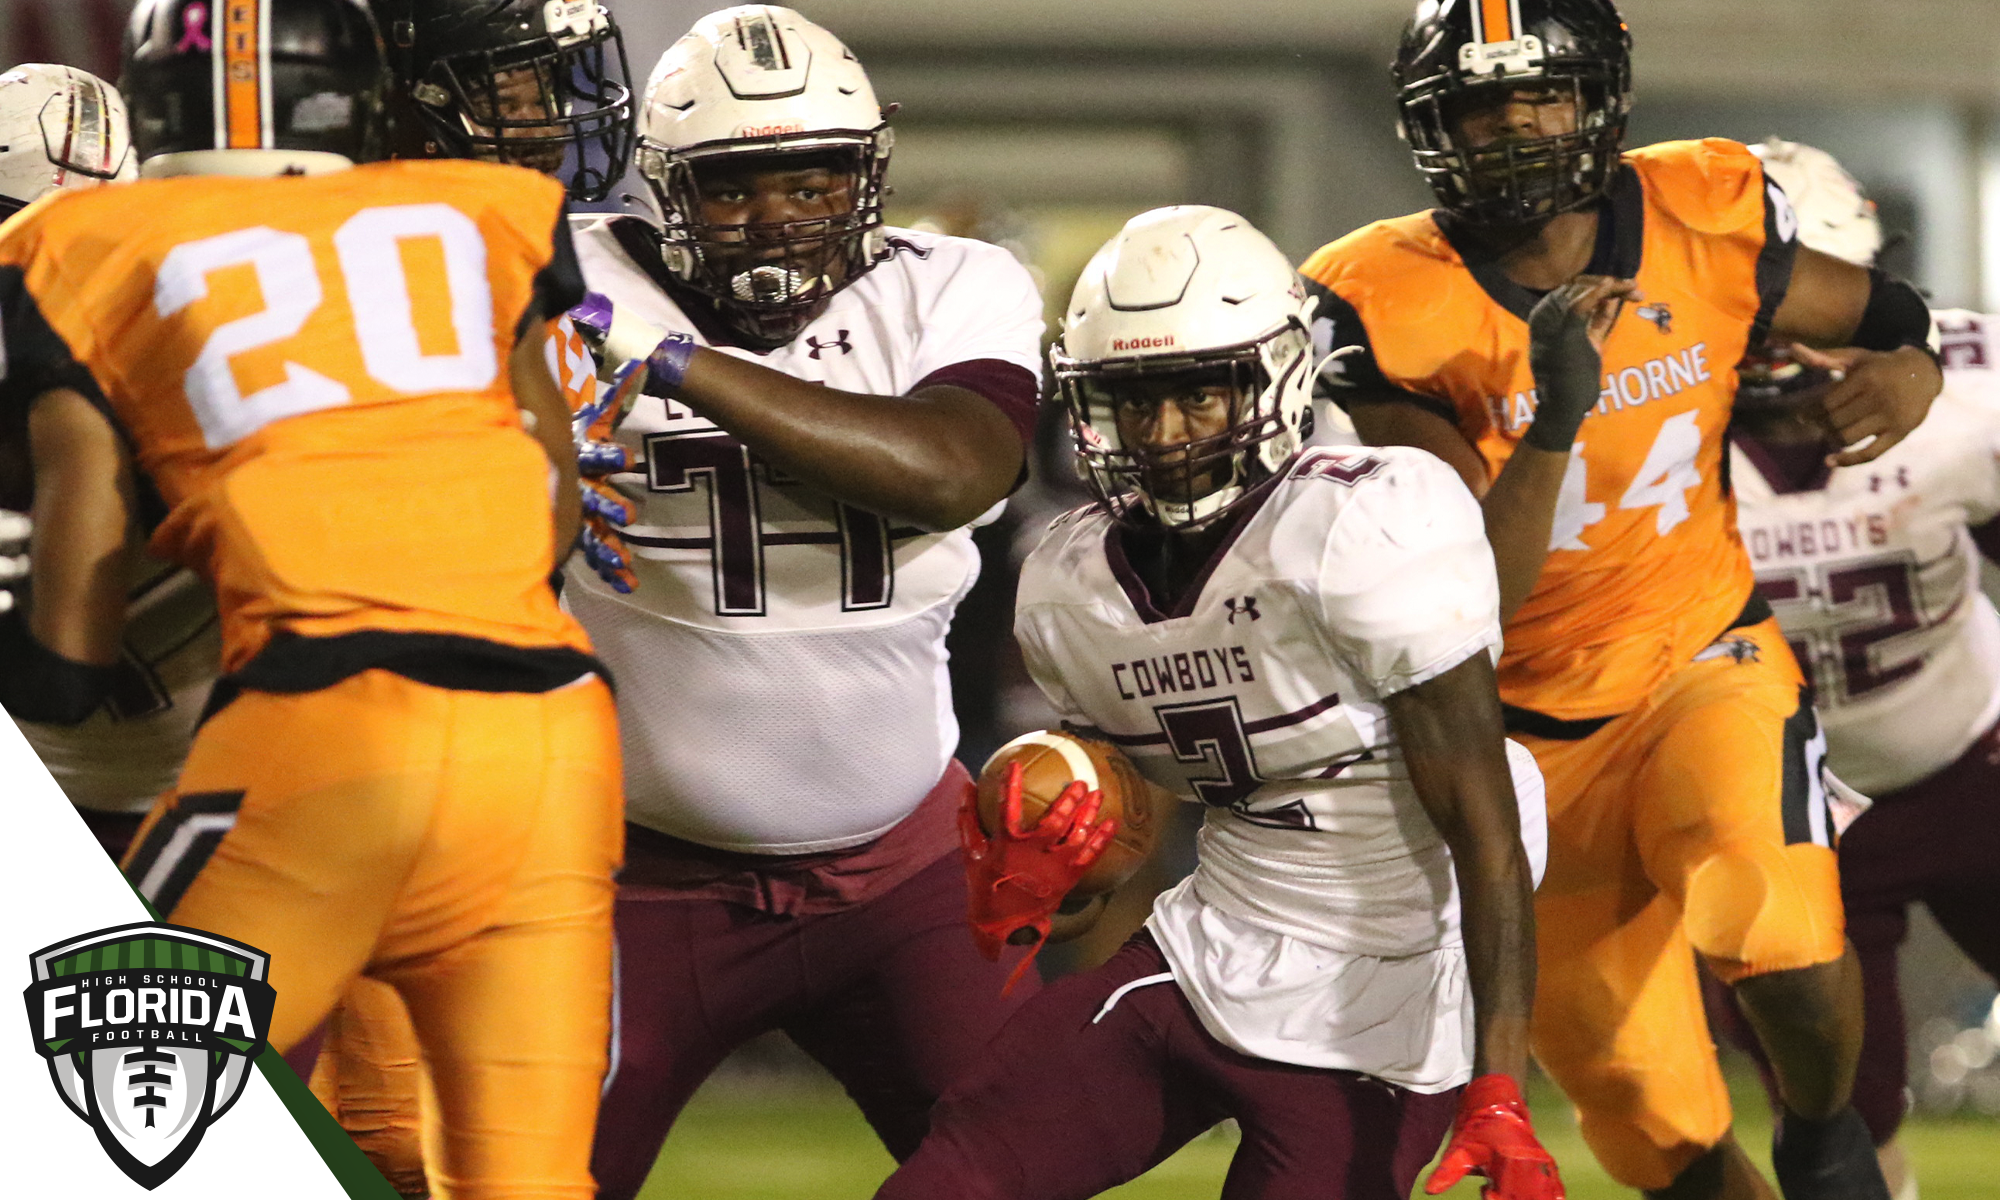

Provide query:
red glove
left=958, top=761, right=1118, bottom=994
left=1425, top=1074, right=1564, bottom=1199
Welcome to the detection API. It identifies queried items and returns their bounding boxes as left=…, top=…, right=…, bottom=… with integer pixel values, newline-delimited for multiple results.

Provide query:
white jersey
left=565, top=220, right=1044, bottom=853
left=1016, top=446, right=1546, bottom=1091
left=15, top=561, right=219, bottom=812
left=1731, top=310, right=2000, bottom=795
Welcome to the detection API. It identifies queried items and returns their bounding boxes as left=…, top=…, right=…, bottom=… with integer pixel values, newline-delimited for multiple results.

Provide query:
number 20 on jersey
left=156, top=203, right=501, bottom=449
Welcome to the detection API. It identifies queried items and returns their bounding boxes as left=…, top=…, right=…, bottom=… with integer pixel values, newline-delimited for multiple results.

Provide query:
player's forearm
left=25, top=388, right=133, bottom=665
left=674, top=350, right=1023, bottom=529
left=1481, top=445, right=1570, bottom=622
left=1450, top=833, right=1538, bottom=1082
left=509, top=335, right=584, bottom=562
left=1387, top=655, right=1537, bottom=1082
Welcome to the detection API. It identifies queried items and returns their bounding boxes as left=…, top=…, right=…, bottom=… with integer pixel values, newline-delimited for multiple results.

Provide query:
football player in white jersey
left=878, top=206, right=1562, bottom=1200
left=554, top=9, right=1046, bottom=1195
left=0, top=63, right=165, bottom=857
left=1721, top=139, right=2000, bottom=1200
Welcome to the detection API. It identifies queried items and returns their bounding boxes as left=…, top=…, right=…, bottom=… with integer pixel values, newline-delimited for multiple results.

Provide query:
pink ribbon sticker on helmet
left=177, top=2, right=212, bottom=54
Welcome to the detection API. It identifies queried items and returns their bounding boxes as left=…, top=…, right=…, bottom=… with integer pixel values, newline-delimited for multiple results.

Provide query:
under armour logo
left=806, top=331, right=852, bottom=359
left=1635, top=303, right=1673, bottom=334
left=1224, top=596, right=1260, bottom=623
left=1868, top=467, right=1911, bottom=493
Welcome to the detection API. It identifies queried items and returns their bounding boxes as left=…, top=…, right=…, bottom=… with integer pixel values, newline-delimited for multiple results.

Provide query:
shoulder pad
left=1626, top=138, right=1766, bottom=236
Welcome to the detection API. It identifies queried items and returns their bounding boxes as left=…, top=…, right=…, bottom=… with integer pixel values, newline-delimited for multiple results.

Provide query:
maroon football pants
left=875, top=933, right=1459, bottom=1200
left=1706, top=719, right=2000, bottom=1141
left=589, top=850, right=1033, bottom=1200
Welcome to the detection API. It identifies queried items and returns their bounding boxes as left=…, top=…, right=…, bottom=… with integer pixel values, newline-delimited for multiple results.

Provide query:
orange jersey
left=1302, top=139, right=1799, bottom=720
left=0, top=160, right=592, bottom=672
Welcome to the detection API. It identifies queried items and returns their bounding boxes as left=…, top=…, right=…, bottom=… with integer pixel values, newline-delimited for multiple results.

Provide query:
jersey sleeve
left=908, top=239, right=1044, bottom=378
left=1012, top=517, right=1097, bottom=727
left=1313, top=448, right=1501, bottom=699
left=1017, top=620, right=1092, bottom=729
left=0, top=226, right=110, bottom=419
left=1302, top=275, right=1460, bottom=427
left=1935, top=335, right=2000, bottom=532
left=521, top=202, right=586, bottom=341
left=906, top=238, right=1046, bottom=446
left=1637, top=139, right=1798, bottom=341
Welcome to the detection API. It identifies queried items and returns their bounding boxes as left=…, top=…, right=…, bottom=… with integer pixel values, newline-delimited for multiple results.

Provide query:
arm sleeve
left=518, top=204, right=587, bottom=342
left=1750, top=163, right=1801, bottom=344
left=1315, top=449, right=1503, bottom=699
left=0, top=264, right=110, bottom=419
left=1945, top=361, right=2000, bottom=534
left=1302, top=276, right=1461, bottom=427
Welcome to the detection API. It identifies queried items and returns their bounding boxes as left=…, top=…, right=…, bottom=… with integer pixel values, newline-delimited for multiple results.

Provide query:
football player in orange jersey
left=1300, top=3, right=1939, bottom=1199
left=289, top=6, right=638, bottom=1194
left=0, top=3, right=622, bottom=1198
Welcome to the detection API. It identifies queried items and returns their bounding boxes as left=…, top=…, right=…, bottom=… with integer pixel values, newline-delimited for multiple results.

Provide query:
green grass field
left=637, top=1068, right=1998, bottom=1199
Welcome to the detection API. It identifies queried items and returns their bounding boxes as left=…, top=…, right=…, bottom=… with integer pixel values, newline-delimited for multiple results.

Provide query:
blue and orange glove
left=568, top=291, right=700, bottom=394
left=1425, top=1074, right=1565, bottom=1199
left=566, top=291, right=707, bottom=594
left=570, top=357, right=647, bottom=594
left=958, top=761, right=1118, bottom=995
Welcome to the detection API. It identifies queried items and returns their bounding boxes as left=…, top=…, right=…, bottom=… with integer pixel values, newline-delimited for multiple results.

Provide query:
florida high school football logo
left=21, top=923, right=276, bottom=1189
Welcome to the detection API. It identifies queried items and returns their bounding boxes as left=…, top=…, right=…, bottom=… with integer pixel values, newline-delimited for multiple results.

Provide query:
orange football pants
left=1519, top=618, right=1846, bottom=1189
left=124, top=669, right=623, bottom=1200
left=311, top=978, right=428, bottom=1197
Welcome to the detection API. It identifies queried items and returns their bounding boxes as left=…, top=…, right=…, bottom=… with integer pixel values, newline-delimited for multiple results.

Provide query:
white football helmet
left=0, top=65, right=134, bottom=218
left=1053, top=206, right=1316, bottom=529
left=1751, top=138, right=1881, bottom=268
left=634, top=6, right=891, bottom=346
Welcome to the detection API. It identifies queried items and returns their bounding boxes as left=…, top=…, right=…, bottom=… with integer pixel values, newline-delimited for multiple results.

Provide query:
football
left=975, top=729, right=1160, bottom=896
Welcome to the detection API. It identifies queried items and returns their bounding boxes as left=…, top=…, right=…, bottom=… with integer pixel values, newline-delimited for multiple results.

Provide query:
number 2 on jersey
left=155, top=204, right=497, bottom=449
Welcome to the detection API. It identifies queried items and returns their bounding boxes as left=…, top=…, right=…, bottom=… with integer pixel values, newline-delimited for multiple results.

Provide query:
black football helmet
left=371, top=0, right=634, bottom=201
left=1393, top=0, right=1632, bottom=227
left=1731, top=345, right=1841, bottom=444
left=123, top=0, right=388, bottom=171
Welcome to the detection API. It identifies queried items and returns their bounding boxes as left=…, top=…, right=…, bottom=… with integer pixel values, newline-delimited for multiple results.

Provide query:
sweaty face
left=681, top=152, right=862, bottom=308
left=1103, top=372, right=1241, bottom=506
left=1443, top=83, right=1583, bottom=211
left=1446, top=83, right=1581, bottom=150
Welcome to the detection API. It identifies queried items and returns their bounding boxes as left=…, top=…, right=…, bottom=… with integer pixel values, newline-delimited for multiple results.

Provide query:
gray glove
left=1523, top=282, right=1617, bottom=453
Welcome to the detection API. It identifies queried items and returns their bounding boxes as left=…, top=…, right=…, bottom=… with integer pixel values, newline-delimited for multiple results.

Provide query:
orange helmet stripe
left=220, top=1, right=270, bottom=149
left=1475, top=0, right=1521, bottom=43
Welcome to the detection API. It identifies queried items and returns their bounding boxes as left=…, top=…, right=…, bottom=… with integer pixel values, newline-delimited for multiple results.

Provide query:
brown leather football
left=976, top=730, right=1160, bottom=896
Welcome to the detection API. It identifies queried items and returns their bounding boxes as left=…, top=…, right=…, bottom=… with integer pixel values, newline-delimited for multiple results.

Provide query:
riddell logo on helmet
left=738, top=123, right=806, bottom=137
left=1112, top=336, right=1176, bottom=351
